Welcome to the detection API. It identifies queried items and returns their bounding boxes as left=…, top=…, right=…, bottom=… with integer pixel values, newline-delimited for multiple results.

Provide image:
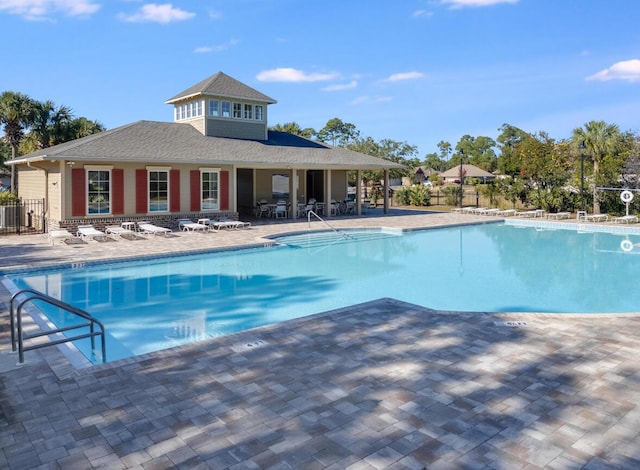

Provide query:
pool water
left=6, top=223, right=640, bottom=364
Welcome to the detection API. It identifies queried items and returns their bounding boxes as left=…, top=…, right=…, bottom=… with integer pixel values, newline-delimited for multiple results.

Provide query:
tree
left=572, top=120, right=623, bottom=213
left=317, top=118, right=359, bottom=146
left=496, top=124, right=529, bottom=177
left=31, top=100, right=72, bottom=149
left=0, top=91, right=36, bottom=189
left=270, top=122, right=316, bottom=139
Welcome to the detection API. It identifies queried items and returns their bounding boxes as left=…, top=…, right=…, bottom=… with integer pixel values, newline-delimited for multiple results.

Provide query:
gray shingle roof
left=165, top=71, right=277, bottom=104
left=10, top=120, right=404, bottom=170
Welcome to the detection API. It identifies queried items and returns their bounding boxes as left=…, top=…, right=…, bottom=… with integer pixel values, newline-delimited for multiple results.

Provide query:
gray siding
left=206, top=118, right=266, bottom=140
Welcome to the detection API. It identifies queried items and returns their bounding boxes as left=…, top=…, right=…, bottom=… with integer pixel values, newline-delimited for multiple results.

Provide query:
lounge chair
left=48, top=229, right=75, bottom=245
left=105, top=225, right=135, bottom=239
left=613, top=215, right=638, bottom=224
left=546, top=212, right=571, bottom=220
left=217, top=217, right=251, bottom=229
left=177, top=219, right=208, bottom=232
left=197, top=217, right=228, bottom=231
left=496, top=209, right=517, bottom=217
left=137, top=221, right=172, bottom=237
left=479, top=208, right=501, bottom=216
left=77, top=224, right=106, bottom=240
left=516, top=209, right=545, bottom=218
left=583, top=213, right=609, bottom=222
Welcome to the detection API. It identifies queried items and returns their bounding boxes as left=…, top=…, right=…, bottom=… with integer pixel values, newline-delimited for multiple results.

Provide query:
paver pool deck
left=1, top=209, right=640, bottom=469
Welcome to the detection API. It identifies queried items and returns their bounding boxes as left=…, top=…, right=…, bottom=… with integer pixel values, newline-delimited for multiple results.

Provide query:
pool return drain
left=231, top=338, right=269, bottom=352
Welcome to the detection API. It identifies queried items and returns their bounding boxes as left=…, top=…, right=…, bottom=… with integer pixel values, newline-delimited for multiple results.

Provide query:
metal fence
left=0, top=199, right=45, bottom=235
left=429, top=190, right=481, bottom=208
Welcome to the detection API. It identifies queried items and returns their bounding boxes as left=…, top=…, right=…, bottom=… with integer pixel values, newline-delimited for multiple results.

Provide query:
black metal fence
left=0, top=199, right=45, bottom=235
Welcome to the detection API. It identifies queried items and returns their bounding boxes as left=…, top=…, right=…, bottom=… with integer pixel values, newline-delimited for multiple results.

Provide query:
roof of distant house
left=440, top=164, right=495, bottom=178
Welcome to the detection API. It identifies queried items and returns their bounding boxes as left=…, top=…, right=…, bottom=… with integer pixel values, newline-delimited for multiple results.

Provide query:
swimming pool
left=5, top=221, right=640, bottom=364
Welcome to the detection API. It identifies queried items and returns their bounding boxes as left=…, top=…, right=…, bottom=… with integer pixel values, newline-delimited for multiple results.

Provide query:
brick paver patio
left=1, top=210, right=640, bottom=469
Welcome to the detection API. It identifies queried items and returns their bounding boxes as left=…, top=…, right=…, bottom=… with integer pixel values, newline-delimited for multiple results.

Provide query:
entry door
left=306, top=170, right=324, bottom=202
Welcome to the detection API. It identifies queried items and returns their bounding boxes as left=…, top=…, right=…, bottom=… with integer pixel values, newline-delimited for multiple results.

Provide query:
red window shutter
left=135, top=169, right=147, bottom=214
left=220, top=171, right=229, bottom=210
left=170, top=169, right=180, bottom=212
left=112, top=169, right=124, bottom=214
left=190, top=170, right=201, bottom=211
left=71, top=168, right=86, bottom=217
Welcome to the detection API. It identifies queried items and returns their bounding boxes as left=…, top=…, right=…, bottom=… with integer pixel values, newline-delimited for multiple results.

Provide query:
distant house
left=439, top=164, right=495, bottom=184
left=7, top=72, right=402, bottom=231
left=413, top=167, right=439, bottom=184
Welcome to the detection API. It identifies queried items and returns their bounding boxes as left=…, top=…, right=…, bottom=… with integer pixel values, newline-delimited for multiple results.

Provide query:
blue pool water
left=6, top=222, right=640, bottom=364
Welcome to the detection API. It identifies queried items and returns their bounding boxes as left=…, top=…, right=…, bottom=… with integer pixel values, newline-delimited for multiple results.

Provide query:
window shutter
left=71, top=168, right=86, bottom=217
left=220, top=170, right=229, bottom=210
left=112, top=169, right=124, bottom=214
left=190, top=170, right=201, bottom=211
left=170, top=169, right=180, bottom=212
left=135, top=169, right=147, bottom=214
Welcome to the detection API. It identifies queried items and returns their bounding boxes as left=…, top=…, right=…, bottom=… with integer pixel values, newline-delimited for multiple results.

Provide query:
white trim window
left=148, top=170, right=169, bottom=212
left=244, top=104, right=252, bottom=120
left=221, top=101, right=231, bottom=117
left=87, top=168, right=111, bottom=215
left=255, top=105, right=263, bottom=121
left=209, top=99, right=219, bottom=117
left=233, top=102, right=242, bottom=119
left=201, top=169, right=220, bottom=210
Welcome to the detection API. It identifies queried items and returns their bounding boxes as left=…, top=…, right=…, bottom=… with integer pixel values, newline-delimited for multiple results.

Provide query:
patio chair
left=77, top=224, right=106, bottom=240
left=137, top=221, right=172, bottom=237
left=274, top=201, right=288, bottom=219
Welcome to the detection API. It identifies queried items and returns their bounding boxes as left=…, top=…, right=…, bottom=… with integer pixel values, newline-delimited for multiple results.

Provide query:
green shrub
left=0, top=191, right=19, bottom=205
left=409, top=185, right=431, bottom=206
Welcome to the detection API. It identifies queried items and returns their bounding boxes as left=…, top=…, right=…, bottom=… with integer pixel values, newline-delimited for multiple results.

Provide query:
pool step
left=276, top=230, right=399, bottom=248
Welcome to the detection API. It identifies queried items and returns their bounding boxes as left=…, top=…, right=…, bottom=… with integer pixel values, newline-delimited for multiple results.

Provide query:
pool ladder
left=9, top=289, right=106, bottom=364
left=307, top=210, right=353, bottom=239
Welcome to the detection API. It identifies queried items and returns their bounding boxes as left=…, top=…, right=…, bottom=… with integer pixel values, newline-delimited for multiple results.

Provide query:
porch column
left=356, top=170, right=362, bottom=215
left=383, top=169, right=389, bottom=214
left=290, top=168, right=298, bottom=219
left=231, top=165, right=238, bottom=213
left=326, top=169, right=332, bottom=218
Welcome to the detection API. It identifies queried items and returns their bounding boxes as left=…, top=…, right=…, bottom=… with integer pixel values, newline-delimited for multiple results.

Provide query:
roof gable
left=166, top=71, right=277, bottom=104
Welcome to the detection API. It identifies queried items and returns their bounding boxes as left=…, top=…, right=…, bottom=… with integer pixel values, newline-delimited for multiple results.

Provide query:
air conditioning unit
left=0, top=206, right=21, bottom=228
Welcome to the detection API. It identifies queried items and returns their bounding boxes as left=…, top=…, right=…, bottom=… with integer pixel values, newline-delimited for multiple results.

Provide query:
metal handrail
left=306, top=210, right=353, bottom=239
left=9, top=289, right=106, bottom=364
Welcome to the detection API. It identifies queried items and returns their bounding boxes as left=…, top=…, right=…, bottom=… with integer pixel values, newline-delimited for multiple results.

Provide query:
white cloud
left=383, top=71, right=425, bottom=82
left=442, top=0, right=518, bottom=8
left=194, top=38, right=238, bottom=54
left=412, top=10, right=433, bottom=18
left=350, top=96, right=392, bottom=105
left=322, top=80, right=358, bottom=92
left=118, top=3, right=195, bottom=23
left=0, top=0, right=101, bottom=20
left=587, top=59, right=640, bottom=83
left=256, top=68, right=339, bottom=83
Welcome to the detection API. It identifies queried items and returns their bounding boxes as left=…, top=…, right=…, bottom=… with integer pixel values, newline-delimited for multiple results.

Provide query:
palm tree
left=572, top=120, right=622, bottom=214
left=31, top=100, right=72, bottom=149
left=0, top=91, right=36, bottom=189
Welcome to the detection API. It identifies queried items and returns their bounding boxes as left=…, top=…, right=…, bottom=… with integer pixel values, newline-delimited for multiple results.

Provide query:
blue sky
left=1, top=0, right=638, bottom=157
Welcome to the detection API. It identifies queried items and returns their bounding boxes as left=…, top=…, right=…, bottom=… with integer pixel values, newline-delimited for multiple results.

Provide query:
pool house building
left=8, top=72, right=402, bottom=232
